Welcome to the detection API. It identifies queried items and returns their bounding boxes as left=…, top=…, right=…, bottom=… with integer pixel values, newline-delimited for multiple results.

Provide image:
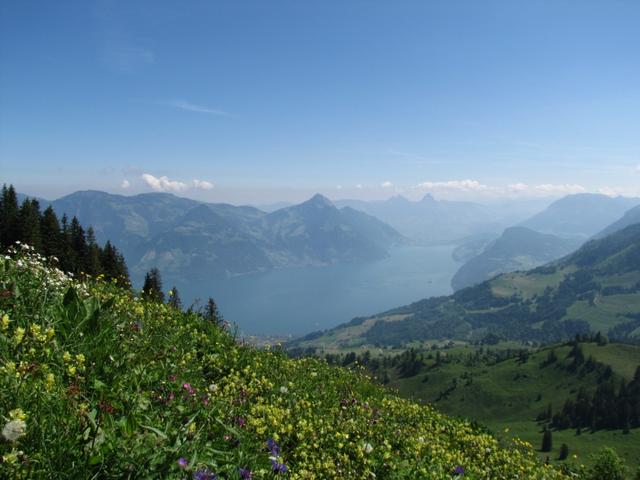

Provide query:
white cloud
left=355, top=184, right=363, bottom=189
left=163, top=99, right=230, bottom=117
left=507, top=182, right=529, bottom=192
left=141, top=173, right=188, bottom=192
left=381, top=181, right=394, bottom=188
left=533, top=183, right=586, bottom=195
left=120, top=179, right=130, bottom=189
left=416, top=179, right=489, bottom=192
left=192, top=179, right=214, bottom=190
left=411, top=179, right=591, bottom=200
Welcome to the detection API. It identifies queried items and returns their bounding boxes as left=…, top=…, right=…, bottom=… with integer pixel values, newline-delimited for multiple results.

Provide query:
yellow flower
left=44, top=373, right=55, bottom=391
left=9, top=409, right=26, bottom=421
left=1, top=313, right=9, bottom=331
left=2, top=450, right=20, bottom=464
left=12, top=327, right=25, bottom=345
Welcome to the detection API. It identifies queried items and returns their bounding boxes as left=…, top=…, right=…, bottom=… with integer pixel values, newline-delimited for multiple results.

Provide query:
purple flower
left=177, top=457, right=188, bottom=468
left=271, top=459, right=288, bottom=474
left=238, top=468, right=253, bottom=479
left=266, top=438, right=280, bottom=456
left=454, top=465, right=465, bottom=475
left=192, top=469, right=217, bottom=480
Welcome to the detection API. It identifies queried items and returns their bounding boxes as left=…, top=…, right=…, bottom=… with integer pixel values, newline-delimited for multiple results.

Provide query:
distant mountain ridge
left=451, top=226, right=583, bottom=291
left=595, top=204, right=640, bottom=239
left=334, top=194, right=545, bottom=244
left=45, top=190, right=404, bottom=285
left=291, top=221, right=640, bottom=349
left=520, top=193, right=639, bottom=238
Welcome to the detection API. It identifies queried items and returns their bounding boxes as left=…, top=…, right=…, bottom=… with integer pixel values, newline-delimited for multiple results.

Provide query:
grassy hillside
left=388, top=342, right=640, bottom=470
left=0, top=245, right=569, bottom=479
left=314, top=341, right=640, bottom=472
left=292, top=223, right=640, bottom=350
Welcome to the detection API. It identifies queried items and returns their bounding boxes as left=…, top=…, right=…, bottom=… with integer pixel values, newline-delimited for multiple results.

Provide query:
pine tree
left=558, top=443, right=569, bottom=461
left=0, top=184, right=20, bottom=247
left=85, top=227, right=102, bottom=276
left=18, top=198, right=43, bottom=251
left=142, top=268, right=164, bottom=303
left=100, top=241, right=130, bottom=285
left=204, top=297, right=222, bottom=325
left=541, top=428, right=552, bottom=452
left=40, top=206, right=63, bottom=259
left=69, top=217, right=88, bottom=273
left=168, top=286, right=182, bottom=310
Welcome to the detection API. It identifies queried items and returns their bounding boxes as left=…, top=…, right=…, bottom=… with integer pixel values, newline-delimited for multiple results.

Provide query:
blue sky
left=1, top=0, right=639, bottom=204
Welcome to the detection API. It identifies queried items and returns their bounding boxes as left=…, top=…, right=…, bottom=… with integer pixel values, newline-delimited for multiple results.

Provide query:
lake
left=183, top=245, right=460, bottom=336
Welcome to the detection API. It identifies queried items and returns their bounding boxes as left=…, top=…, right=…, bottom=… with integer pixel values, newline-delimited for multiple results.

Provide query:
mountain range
left=44, top=191, right=404, bottom=284
left=291, top=220, right=640, bottom=349
left=450, top=226, right=583, bottom=291
left=519, top=193, right=639, bottom=239
left=448, top=193, right=640, bottom=292
left=335, top=194, right=546, bottom=244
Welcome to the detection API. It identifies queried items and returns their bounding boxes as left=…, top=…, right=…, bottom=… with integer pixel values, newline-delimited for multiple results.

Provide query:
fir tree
left=40, top=206, right=63, bottom=259
left=204, top=297, right=223, bottom=325
left=558, top=443, right=569, bottom=461
left=541, top=428, right=552, bottom=452
left=18, top=198, right=43, bottom=251
left=85, top=227, right=102, bottom=276
left=0, top=184, right=20, bottom=247
left=142, top=268, right=164, bottom=303
left=168, top=286, right=182, bottom=310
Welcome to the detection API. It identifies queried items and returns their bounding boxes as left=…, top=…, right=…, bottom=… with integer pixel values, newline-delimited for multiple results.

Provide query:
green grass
left=0, top=247, right=575, bottom=479
left=386, top=343, right=640, bottom=472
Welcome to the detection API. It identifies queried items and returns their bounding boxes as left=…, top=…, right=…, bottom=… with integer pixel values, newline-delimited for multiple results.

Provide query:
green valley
left=311, top=339, right=640, bottom=471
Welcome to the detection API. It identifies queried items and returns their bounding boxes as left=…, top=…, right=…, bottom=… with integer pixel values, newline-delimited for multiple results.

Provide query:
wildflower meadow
left=0, top=245, right=573, bottom=478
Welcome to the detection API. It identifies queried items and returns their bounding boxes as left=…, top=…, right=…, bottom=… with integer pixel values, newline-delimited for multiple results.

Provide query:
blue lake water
left=184, top=245, right=460, bottom=336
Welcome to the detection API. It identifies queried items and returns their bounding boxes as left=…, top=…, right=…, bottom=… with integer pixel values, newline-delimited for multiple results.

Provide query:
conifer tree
left=18, top=198, right=43, bottom=251
left=168, top=286, right=182, bottom=310
left=85, top=227, right=102, bottom=276
left=142, top=268, right=164, bottom=303
left=0, top=184, right=20, bottom=247
left=558, top=443, right=569, bottom=461
left=40, top=206, right=63, bottom=259
left=69, top=216, right=88, bottom=273
left=204, top=297, right=223, bottom=325
left=541, top=428, right=552, bottom=452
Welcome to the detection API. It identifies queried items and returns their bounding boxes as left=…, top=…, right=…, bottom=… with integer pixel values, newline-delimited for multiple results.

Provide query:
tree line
left=0, top=184, right=129, bottom=283
left=550, top=365, right=640, bottom=433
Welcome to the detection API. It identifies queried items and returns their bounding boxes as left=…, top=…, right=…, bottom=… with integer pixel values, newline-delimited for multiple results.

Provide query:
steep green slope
left=451, top=227, right=583, bottom=291
left=0, top=246, right=565, bottom=479
left=385, top=341, right=640, bottom=470
left=596, top=204, right=640, bottom=239
left=293, top=223, right=640, bottom=349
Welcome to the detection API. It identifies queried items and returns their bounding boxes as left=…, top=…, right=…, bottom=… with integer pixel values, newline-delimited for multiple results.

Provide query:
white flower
left=279, top=386, right=289, bottom=394
left=363, top=442, right=373, bottom=454
left=2, top=419, right=26, bottom=442
left=208, top=383, right=218, bottom=393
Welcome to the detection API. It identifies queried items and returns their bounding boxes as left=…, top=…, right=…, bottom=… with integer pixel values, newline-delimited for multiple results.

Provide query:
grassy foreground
left=0, top=245, right=569, bottom=479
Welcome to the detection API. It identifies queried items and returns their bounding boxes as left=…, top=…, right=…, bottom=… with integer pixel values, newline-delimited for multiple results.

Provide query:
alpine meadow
left=2, top=1, right=640, bottom=478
